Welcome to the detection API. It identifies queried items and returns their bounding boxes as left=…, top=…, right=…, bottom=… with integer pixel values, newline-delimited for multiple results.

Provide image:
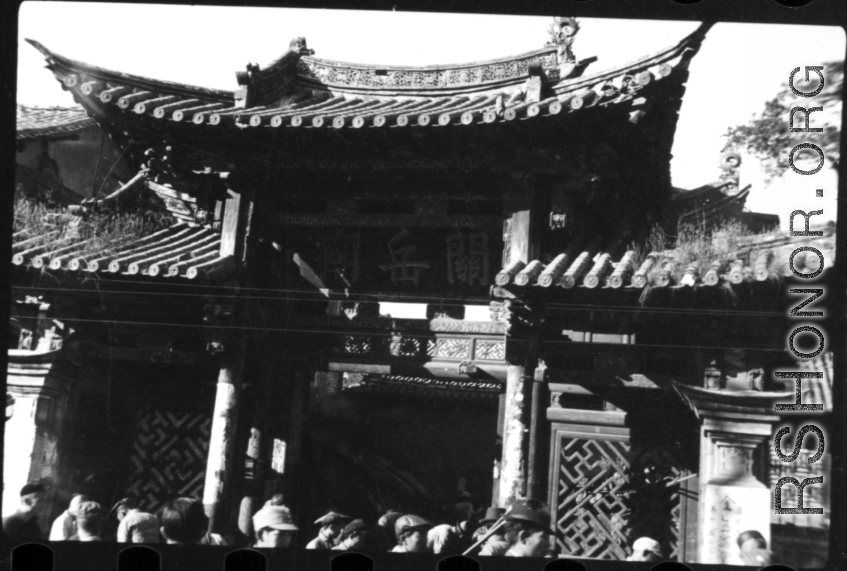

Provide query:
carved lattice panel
left=474, top=340, right=505, bottom=361
left=125, top=411, right=212, bottom=514
left=553, top=435, right=682, bottom=560
left=429, top=338, right=470, bottom=359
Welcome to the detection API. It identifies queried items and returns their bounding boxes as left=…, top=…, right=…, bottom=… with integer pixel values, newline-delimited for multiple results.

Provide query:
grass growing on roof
left=630, top=219, right=786, bottom=286
left=13, top=196, right=169, bottom=263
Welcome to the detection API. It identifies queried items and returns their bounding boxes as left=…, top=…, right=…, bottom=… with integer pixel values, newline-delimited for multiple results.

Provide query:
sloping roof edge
left=16, top=104, right=96, bottom=140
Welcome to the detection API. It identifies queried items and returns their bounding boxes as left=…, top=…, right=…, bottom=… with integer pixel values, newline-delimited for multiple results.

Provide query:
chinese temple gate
left=9, top=17, right=832, bottom=565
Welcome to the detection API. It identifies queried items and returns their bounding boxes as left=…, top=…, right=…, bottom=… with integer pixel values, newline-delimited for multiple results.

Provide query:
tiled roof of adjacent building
left=495, top=231, right=834, bottom=291
left=12, top=220, right=232, bottom=281
left=16, top=104, right=96, bottom=140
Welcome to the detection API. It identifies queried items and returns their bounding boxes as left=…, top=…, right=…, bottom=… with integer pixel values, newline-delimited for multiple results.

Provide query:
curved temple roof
left=26, top=23, right=711, bottom=133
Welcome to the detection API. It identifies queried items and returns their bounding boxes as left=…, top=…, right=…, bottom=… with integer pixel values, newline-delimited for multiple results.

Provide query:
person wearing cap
left=253, top=505, right=298, bottom=548
left=67, top=501, right=106, bottom=541
left=476, top=507, right=509, bottom=556
left=391, top=515, right=433, bottom=553
left=3, top=482, right=45, bottom=542
left=454, top=491, right=474, bottom=522
left=501, top=498, right=553, bottom=558
left=626, top=537, right=663, bottom=562
left=373, top=503, right=404, bottom=552
left=473, top=506, right=504, bottom=540
left=332, top=519, right=369, bottom=551
left=737, top=530, right=773, bottom=566
left=306, top=511, right=352, bottom=549
left=115, top=497, right=160, bottom=543
left=159, top=497, right=227, bottom=545
left=265, top=493, right=287, bottom=508
left=49, top=493, right=89, bottom=541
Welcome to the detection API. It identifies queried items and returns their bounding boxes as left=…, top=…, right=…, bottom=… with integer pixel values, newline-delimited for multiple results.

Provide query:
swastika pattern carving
left=125, top=411, right=212, bottom=514
left=554, top=437, right=681, bottom=560
left=428, top=338, right=470, bottom=359
left=474, top=340, right=506, bottom=361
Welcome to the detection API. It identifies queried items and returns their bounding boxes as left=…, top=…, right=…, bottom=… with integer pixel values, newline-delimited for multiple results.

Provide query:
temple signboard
left=288, top=226, right=499, bottom=296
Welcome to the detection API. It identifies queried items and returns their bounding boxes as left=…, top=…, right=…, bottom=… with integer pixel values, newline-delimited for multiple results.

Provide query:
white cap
left=632, top=537, right=662, bottom=556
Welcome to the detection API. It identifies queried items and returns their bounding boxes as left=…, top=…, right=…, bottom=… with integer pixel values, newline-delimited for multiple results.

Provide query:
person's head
left=72, top=501, right=106, bottom=539
left=68, top=494, right=89, bottom=517
left=314, top=512, right=352, bottom=542
left=160, top=498, right=209, bottom=544
left=19, top=483, right=45, bottom=514
left=503, top=499, right=552, bottom=557
left=265, top=493, right=286, bottom=507
left=114, top=497, right=139, bottom=522
left=253, top=505, right=298, bottom=548
left=627, top=537, right=663, bottom=562
left=394, top=515, right=432, bottom=553
left=378, top=510, right=402, bottom=531
left=337, top=519, right=369, bottom=551
left=503, top=520, right=551, bottom=557
left=480, top=506, right=505, bottom=535
left=737, top=530, right=771, bottom=566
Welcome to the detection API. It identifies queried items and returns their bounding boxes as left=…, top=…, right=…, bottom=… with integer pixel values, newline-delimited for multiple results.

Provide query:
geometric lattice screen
left=125, top=411, right=212, bottom=514
left=553, top=436, right=682, bottom=560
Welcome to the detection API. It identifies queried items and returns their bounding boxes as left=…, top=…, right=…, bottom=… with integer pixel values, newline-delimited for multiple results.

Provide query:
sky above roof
left=16, top=3, right=845, bottom=225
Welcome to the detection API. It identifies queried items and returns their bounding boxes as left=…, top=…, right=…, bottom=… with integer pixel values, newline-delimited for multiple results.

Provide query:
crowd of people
left=2, top=482, right=774, bottom=564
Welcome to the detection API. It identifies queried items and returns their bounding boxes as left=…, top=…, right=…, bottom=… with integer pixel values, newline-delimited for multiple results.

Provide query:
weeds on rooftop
left=13, top=196, right=167, bottom=263
left=630, top=219, right=786, bottom=285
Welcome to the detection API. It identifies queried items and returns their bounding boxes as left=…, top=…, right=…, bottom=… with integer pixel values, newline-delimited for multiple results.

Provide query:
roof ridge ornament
left=289, top=36, right=314, bottom=57
left=546, top=17, right=580, bottom=80
left=236, top=37, right=314, bottom=108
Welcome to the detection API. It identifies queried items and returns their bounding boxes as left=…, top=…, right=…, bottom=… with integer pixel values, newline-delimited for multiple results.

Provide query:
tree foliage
left=723, top=62, right=842, bottom=182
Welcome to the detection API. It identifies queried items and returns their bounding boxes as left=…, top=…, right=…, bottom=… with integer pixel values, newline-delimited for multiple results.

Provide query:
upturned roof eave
left=26, top=22, right=711, bottom=105
left=25, top=38, right=234, bottom=103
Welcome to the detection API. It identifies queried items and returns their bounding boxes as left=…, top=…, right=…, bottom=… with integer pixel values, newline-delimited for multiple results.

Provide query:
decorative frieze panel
left=364, top=374, right=501, bottom=392
left=331, top=334, right=504, bottom=363
left=474, top=340, right=506, bottom=361
left=286, top=313, right=507, bottom=335
left=295, top=50, right=558, bottom=92
left=428, top=338, right=471, bottom=359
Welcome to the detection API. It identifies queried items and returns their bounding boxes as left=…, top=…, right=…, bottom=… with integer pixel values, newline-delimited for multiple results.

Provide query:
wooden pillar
left=498, top=364, right=531, bottom=507
left=526, top=375, right=547, bottom=500
left=497, top=183, right=539, bottom=508
left=203, top=339, right=247, bottom=532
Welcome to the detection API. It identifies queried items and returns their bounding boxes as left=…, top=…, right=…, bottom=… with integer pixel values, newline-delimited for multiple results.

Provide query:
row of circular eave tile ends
left=63, top=62, right=670, bottom=129
left=496, top=249, right=784, bottom=290
left=11, top=224, right=223, bottom=280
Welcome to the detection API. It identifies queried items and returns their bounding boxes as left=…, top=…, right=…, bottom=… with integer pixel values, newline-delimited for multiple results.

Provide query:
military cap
left=394, top=514, right=433, bottom=539
left=480, top=507, right=506, bottom=524
left=339, top=519, right=369, bottom=539
left=504, top=498, right=551, bottom=528
left=72, top=501, right=106, bottom=522
left=254, top=505, right=298, bottom=532
left=314, top=511, right=352, bottom=526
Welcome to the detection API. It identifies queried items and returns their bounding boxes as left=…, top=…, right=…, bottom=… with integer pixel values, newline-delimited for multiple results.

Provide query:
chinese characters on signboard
left=446, top=232, right=490, bottom=286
